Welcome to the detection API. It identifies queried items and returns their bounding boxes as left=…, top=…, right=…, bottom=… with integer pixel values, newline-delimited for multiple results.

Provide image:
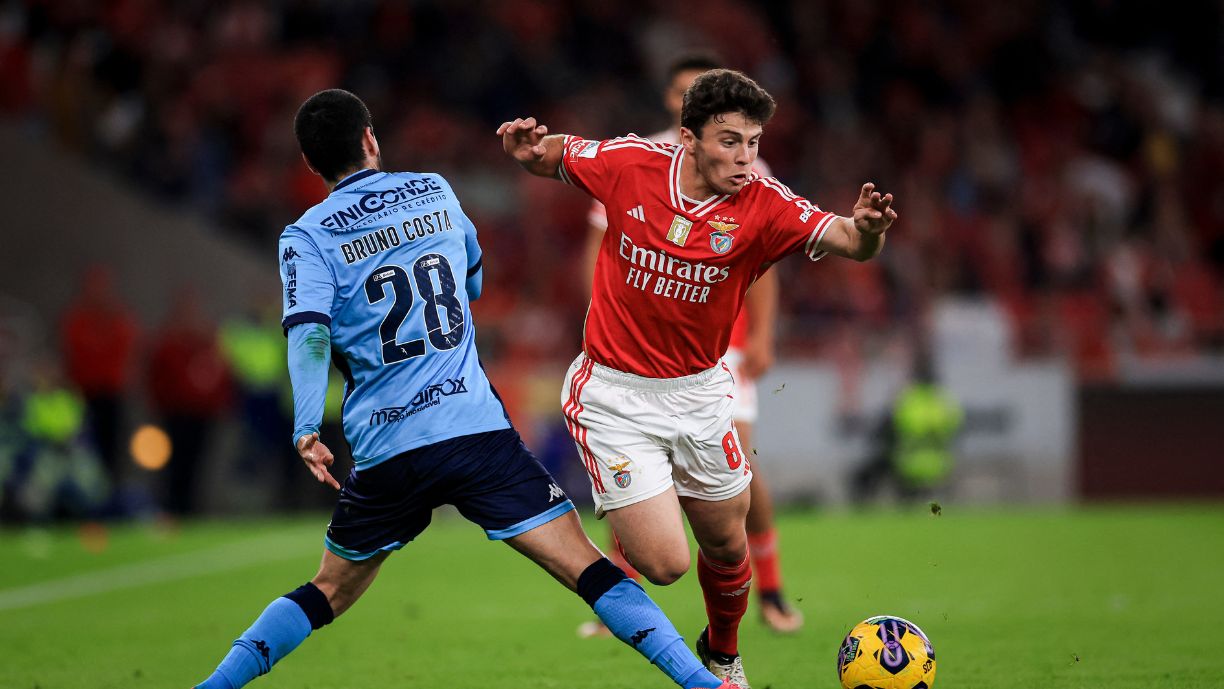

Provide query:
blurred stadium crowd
left=1, top=0, right=1222, bottom=519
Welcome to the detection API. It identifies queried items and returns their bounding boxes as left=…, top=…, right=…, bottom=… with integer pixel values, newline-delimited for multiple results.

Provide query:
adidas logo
left=626, top=205, right=645, bottom=222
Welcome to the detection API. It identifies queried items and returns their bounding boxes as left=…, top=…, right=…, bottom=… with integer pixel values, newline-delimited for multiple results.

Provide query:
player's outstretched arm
left=497, top=117, right=565, bottom=179
left=287, top=322, right=340, bottom=490
left=819, top=183, right=897, bottom=262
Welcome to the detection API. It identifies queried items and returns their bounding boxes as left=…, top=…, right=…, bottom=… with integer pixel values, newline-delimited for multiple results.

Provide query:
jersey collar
left=333, top=168, right=380, bottom=191
left=668, top=148, right=729, bottom=218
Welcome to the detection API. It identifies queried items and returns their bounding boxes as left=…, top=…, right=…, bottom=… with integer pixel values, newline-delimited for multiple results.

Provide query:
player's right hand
left=296, top=432, right=341, bottom=490
left=497, top=117, right=548, bottom=163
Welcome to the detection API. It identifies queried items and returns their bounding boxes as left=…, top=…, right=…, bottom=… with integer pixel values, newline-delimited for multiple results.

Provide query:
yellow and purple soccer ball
left=836, top=615, right=936, bottom=689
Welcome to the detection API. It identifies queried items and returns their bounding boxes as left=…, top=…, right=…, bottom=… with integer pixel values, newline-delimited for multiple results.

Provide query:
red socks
left=696, top=550, right=752, bottom=656
left=747, top=528, right=782, bottom=595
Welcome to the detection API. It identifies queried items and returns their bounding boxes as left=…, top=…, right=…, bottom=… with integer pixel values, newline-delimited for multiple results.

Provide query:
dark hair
left=666, top=53, right=722, bottom=82
left=680, top=69, right=776, bottom=137
left=293, top=89, right=372, bottom=182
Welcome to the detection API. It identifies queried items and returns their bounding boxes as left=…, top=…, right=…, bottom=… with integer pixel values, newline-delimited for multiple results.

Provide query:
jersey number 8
left=364, top=254, right=465, bottom=365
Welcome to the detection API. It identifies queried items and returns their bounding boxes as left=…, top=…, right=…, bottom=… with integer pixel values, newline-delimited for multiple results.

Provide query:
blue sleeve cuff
left=282, top=311, right=332, bottom=336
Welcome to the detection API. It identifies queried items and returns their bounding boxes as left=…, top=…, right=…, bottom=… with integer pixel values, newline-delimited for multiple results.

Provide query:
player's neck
left=325, top=163, right=380, bottom=192
left=677, top=152, right=719, bottom=201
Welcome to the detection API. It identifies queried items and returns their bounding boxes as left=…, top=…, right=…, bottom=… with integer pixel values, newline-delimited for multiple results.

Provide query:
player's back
left=279, top=170, right=510, bottom=469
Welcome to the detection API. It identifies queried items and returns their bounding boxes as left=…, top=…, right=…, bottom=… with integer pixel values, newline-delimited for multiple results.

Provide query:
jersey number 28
left=364, top=254, right=465, bottom=365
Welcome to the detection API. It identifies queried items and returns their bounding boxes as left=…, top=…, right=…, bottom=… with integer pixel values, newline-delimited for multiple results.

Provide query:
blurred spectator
left=5, top=360, right=109, bottom=521
left=851, top=349, right=963, bottom=505
left=147, top=287, right=231, bottom=515
left=3, top=0, right=1222, bottom=380
left=60, top=265, right=138, bottom=492
left=218, top=297, right=302, bottom=510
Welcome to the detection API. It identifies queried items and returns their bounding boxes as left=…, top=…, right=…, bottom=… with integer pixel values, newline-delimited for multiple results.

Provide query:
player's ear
left=679, top=127, right=697, bottom=153
left=363, top=126, right=380, bottom=159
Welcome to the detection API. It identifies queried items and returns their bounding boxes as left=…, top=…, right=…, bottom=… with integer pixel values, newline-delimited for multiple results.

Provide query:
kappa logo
left=547, top=483, right=565, bottom=502
left=630, top=627, right=656, bottom=647
left=625, top=205, right=646, bottom=223
left=282, top=246, right=301, bottom=263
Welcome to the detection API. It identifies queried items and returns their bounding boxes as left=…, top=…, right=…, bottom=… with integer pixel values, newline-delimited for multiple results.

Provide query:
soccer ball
left=836, top=615, right=936, bottom=689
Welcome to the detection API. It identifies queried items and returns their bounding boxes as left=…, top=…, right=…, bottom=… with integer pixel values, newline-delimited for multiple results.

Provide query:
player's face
left=664, top=68, right=706, bottom=124
left=683, top=112, right=762, bottom=196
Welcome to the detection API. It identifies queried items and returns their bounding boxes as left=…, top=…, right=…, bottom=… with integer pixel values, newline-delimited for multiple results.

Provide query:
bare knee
left=636, top=553, right=691, bottom=586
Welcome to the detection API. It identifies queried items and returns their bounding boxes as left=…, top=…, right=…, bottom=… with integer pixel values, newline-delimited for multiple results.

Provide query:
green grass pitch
left=1, top=505, right=1222, bottom=688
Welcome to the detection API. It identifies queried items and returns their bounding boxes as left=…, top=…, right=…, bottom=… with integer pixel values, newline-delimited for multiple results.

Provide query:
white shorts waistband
left=578, top=353, right=724, bottom=392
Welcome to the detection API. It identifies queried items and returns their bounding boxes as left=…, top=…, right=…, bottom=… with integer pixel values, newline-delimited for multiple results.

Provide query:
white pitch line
left=0, top=532, right=318, bottom=612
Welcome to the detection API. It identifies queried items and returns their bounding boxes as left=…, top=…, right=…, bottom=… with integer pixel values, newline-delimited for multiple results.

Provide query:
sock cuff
left=697, top=549, right=750, bottom=574
left=283, top=582, right=335, bottom=630
left=576, top=557, right=628, bottom=608
left=744, top=531, right=773, bottom=558
left=747, top=528, right=777, bottom=548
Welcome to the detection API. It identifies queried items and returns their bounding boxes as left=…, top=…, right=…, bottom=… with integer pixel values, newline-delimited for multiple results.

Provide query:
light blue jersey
left=278, top=169, right=510, bottom=469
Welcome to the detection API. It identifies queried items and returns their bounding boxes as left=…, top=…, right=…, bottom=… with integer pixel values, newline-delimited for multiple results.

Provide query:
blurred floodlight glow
left=130, top=424, right=172, bottom=470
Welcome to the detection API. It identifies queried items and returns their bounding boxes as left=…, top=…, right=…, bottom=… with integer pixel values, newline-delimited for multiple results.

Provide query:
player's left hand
left=496, top=116, right=549, bottom=164
left=852, top=183, right=897, bottom=235
left=296, top=432, right=341, bottom=490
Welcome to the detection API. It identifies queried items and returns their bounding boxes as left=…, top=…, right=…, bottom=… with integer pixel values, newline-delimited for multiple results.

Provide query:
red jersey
left=560, top=134, right=837, bottom=377
left=586, top=128, right=771, bottom=352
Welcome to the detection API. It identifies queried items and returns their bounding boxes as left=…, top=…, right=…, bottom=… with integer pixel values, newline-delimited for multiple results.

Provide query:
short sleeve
left=556, top=136, right=613, bottom=200
left=279, top=229, right=335, bottom=333
left=755, top=177, right=839, bottom=263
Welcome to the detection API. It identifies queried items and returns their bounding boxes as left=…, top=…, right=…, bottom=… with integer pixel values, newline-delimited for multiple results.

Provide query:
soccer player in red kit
left=498, top=69, right=896, bottom=687
left=580, top=56, right=802, bottom=636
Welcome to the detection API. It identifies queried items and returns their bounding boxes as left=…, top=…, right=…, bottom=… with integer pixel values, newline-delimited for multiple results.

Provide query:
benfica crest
left=608, top=459, right=633, bottom=488
left=708, top=217, right=740, bottom=254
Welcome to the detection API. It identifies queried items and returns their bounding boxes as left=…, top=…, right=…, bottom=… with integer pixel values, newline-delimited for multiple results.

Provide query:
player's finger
left=878, top=193, right=893, bottom=210
left=535, top=124, right=548, bottom=136
left=531, top=144, right=546, bottom=156
left=322, top=470, right=341, bottom=490
left=496, top=121, right=510, bottom=135
left=521, top=116, right=536, bottom=130
left=860, top=182, right=875, bottom=201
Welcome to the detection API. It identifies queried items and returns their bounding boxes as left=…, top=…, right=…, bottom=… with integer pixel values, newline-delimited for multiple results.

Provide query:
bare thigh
left=603, top=487, right=692, bottom=585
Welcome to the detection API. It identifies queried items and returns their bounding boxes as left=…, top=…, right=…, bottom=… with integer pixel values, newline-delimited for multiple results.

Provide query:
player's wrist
left=293, top=425, right=320, bottom=448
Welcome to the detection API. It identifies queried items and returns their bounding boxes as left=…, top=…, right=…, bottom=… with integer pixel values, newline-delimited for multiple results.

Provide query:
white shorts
left=721, top=347, right=759, bottom=424
left=561, top=353, right=753, bottom=514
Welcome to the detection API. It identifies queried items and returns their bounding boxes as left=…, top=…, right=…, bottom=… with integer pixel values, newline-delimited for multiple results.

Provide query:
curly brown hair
left=680, top=69, right=776, bottom=137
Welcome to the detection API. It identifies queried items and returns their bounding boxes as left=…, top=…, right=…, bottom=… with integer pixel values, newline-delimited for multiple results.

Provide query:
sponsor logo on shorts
left=369, top=377, right=469, bottom=425
left=547, top=483, right=565, bottom=502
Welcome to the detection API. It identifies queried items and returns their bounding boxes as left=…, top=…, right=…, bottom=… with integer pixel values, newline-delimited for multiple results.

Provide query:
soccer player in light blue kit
left=192, top=89, right=740, bottom=689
